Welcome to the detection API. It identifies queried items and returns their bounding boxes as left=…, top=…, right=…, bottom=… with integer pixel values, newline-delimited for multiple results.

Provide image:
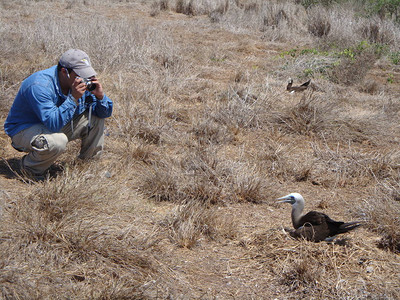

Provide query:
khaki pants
left=11, top=111, right=105, bottom=175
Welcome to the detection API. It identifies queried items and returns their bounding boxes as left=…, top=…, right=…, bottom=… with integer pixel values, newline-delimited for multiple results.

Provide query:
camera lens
left=87, top=82, right=96, bottom=91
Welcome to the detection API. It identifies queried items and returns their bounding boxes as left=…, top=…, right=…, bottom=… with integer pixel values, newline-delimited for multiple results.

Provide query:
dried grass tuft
left=0, top=163, right=160, bottom=298
left=361, top=187, right=400, bottom=254
left=248, top=228, right=400, bottom=298
left=191, top=116, right=234, bottom=145
left=280, top=257, right=321, bottom=291
left=274, top=92, right=331, bottom=136
left=140, top=161, right=179, bottom=202
left=163, top=200, right=231, bottom=248
left=328, top=50, right=378, bottom=86
left=307, top=6, right=331, bottom=37
left=359, top=18, right=396, bottom=45
left=311, top=142, right=400, bottom=187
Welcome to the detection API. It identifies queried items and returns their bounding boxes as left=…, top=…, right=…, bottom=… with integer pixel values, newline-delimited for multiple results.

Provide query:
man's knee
left=36, top=133, right=68, bottom=154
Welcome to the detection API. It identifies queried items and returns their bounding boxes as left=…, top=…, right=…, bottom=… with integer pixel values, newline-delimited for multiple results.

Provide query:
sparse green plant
left=303, top=68, right=314, bottom=77
left=387, top=72, right=394, bottom=83
left=301, top=48, right=323, bottom=55
left=337, top=40, right=371, bottom=60
left=280, top=48, right=298, bottom=58
left=389, top=50, right=400, bottom=64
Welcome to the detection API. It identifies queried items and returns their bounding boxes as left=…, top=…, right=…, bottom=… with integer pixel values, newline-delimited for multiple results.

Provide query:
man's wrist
left=95, top=94, right=104, bottom=101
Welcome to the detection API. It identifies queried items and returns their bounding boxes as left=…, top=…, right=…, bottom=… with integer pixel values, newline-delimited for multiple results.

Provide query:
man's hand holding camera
left=71, top=76, right=104, bottom=103
left=87, top=77, right=104, bottom=100
left=71, top=76, right=87, bottom=102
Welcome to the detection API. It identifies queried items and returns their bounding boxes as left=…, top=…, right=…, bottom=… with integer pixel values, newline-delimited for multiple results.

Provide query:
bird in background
left=286, top=78, right=311, bottom=93
left=277, top=193, right=361, bottom=242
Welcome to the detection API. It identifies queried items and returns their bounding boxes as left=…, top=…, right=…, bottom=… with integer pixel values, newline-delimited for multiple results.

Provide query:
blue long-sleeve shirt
left=4, top=65, right=113, bottom=137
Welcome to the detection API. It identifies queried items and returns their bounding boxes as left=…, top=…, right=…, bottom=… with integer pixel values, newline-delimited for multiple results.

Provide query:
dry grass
left=0, top=163, right=162, bottom=298
left=162, top=199, right=237, bottom=248
left=361, top=185, right=400, bottom=254
left=249, top=228, right=400, bottom=299
left=273, top=91, right=334, bottom=135
left=307, top=6, right=331, bottom=38
left=1, top=0, right=400, bottom=298
left=329, top=49, right=379, bottom=86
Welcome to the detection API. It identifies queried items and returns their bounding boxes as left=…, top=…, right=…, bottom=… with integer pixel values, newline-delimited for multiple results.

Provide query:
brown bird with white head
left=277, top=193, right=361, bottom=242
left=286, top=78, right=311, bottom=93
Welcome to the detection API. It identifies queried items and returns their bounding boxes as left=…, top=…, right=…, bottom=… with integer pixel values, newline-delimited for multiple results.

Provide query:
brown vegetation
left=1, top=0, right=400, bottom=298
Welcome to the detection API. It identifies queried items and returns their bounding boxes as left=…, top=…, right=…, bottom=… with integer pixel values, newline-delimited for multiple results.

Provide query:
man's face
left=68, top=70, right=79, bottom=85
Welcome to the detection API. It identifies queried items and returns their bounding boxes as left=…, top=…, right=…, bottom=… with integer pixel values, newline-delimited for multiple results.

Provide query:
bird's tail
left=337, top=221, right=362, bottom=234
left=301, top=79, right=311, bottom=87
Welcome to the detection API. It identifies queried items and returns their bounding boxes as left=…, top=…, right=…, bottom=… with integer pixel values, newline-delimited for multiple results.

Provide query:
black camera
left=81, top=77, right=96, bottom=92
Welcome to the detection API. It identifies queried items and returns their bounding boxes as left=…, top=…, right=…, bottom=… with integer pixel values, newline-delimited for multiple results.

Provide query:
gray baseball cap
left=59, top=49, right=96, bottom=78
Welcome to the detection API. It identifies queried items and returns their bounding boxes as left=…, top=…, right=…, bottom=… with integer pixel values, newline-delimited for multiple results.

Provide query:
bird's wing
left=301, top=79, right=311, bottom=87
left=324, top=214, right=344, bottom=227
left=290, top=223, right=330, bottom=242
left=299, top=211, right=326, bottom=226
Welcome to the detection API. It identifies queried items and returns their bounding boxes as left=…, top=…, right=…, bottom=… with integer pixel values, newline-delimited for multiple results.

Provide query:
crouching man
left=4, top=49, right=113, bottom=179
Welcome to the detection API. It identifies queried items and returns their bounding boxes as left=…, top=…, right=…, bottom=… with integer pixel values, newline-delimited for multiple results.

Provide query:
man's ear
left=61, top=68, right=70, bottom=79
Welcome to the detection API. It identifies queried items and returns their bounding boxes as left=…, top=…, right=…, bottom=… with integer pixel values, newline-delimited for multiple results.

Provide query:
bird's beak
left=277, top=195, right=292, bottom=203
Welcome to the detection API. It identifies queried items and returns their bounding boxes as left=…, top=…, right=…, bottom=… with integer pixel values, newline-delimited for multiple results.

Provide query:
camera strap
left=87, top=103, right=93, bottom=135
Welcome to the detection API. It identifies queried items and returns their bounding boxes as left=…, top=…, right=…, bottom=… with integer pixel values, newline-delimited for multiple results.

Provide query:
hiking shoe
left=19, top=156, right=47, bottom=182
